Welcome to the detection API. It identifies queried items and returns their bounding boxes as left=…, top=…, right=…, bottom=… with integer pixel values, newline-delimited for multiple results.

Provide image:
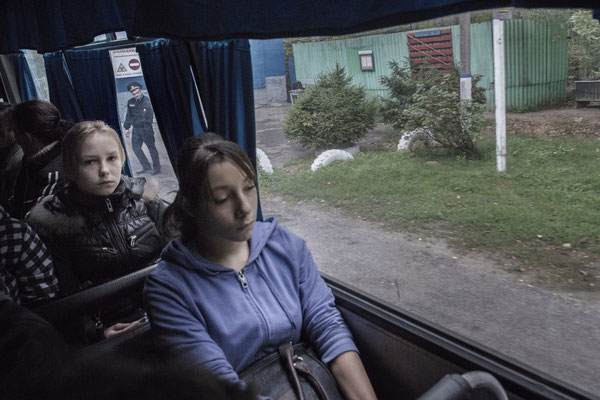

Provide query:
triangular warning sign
left=117, top=63, right=127, bottom=72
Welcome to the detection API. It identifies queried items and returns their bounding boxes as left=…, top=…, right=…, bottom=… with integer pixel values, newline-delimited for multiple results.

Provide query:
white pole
left=493, top=18, right=506, bottom=172
left=459, top=12, right=472, bottom=101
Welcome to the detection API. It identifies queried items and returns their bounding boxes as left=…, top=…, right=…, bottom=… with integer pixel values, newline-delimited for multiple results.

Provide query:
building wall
left=292, top=20, right=567, bottom=111
left=250, top=39, right=287, bottom=103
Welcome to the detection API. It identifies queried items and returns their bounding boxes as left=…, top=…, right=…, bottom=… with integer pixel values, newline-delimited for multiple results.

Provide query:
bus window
left=255, top=9, right=600, bottom=396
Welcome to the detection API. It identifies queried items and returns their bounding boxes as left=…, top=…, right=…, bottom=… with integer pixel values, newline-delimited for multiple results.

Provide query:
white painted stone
left=397, top=128, right=436, bottom=151
left=256, top=148, right=274, bottom=174
left=311, top=149, right=354, bottom=172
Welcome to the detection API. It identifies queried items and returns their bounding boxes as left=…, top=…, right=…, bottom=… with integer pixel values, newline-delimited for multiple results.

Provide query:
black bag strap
left=278, top=342, right=330, bottom=400
left=293, top=357, right=329, bottom=400
left=279, top=342, right=305, bottom=400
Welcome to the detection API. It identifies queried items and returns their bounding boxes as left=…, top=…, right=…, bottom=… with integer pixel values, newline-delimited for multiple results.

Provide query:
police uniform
left=123, top=94, right=161, bottom=173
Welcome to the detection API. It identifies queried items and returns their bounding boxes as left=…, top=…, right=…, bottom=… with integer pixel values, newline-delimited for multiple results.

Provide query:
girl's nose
left=99, top=163, right=109, bottom=176
left=235, top=194, right=253, bottom=218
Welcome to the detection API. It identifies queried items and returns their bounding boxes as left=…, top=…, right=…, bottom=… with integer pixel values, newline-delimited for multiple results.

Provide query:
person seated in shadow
left=0, top=293, right=68, bottom=399
left=0, top=293, right=257, bottom=400
left=26, top=121, right=167, bottom=343
left=0, top=102, right=22, bottom=209
left=144, top=133, right=376, bottom=399
left=38, top=352, right=259, bottom=400
left=8, top=100, right=72, bottom=218
left=0, top=205, right=59, bottom=306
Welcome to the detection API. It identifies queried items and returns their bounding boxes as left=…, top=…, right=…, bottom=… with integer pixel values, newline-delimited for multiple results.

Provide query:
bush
left=569, top=10, right=600, bottom=81
left=283, top=64, right=377, bottom=151
left=380, top=61, right=486, bottom=158
left=403, top=73, right=484, bottom=158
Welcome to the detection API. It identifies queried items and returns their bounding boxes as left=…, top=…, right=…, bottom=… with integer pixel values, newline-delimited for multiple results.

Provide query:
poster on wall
left=109, top=48, right=174, bottom=190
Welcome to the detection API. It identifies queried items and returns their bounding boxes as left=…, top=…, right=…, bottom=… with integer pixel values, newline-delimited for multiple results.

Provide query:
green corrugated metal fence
left=502, top=20, right=567, bottom=110
left=292, top=20, right=567, bottom=111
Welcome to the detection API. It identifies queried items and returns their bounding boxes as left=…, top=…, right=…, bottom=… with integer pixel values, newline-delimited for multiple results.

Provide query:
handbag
left=239, top=342, right=344, bottom=400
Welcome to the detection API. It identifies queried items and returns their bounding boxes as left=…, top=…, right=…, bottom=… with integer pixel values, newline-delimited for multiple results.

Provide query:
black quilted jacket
left=27, top=176, right=166, bottom=296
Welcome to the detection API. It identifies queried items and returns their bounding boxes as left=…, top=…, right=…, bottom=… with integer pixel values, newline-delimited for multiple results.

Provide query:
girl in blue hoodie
left=144, top=133, right=376, bottom=400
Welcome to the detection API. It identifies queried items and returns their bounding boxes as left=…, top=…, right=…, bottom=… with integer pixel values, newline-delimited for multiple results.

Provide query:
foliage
left=517, top=8, right=572, bottom=26
left=402, top=73, right=484, bottom=158
left=378, top=61, right=417, bottom=129
left=568, top=10, right=600, bottom=80
left=283, top=64, right=377, bottom=151
left=380, top=61, right=485, bottom=158
left=259, top=135, right=600, bottom=284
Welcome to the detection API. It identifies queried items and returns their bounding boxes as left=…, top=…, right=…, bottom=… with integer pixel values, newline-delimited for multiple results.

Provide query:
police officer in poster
left=123, top=82, right=161, bottom=175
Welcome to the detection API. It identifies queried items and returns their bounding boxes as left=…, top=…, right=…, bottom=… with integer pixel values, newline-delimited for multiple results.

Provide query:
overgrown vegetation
left=283, top=64, right=377, bottom=151
left=380, top=62, right=486, bottom=158
left=569, top=10, right=600, bottom=80
left=259, top=134, right=600, bottom=286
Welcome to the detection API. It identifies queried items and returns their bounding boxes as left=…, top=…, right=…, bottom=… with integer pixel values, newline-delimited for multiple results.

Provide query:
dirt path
left=256, top=102, right=600, bottom=395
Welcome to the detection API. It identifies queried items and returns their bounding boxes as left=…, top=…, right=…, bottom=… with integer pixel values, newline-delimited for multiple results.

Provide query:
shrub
left=283, top=64, right=377, bottom=151
left=402, top=73, right=484, bottom=158
left=379, top=61, right=417, bottom=129
left=380, top=61, right=486, bottom=158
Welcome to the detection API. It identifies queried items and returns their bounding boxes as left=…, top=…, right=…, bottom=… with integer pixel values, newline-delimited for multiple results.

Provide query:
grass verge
left=259, top=134, right=600, bottom=287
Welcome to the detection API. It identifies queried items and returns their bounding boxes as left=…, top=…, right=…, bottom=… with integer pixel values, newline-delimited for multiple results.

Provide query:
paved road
left=255, top=102, right=600, bottom=396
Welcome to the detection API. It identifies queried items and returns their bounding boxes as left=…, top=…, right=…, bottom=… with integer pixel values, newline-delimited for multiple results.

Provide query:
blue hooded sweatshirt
left=144, top=217, right=357, bottom=385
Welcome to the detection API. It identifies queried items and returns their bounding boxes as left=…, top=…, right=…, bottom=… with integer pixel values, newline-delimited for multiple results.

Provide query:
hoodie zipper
left=236, top=268, right=272, bottom=345
left=237, top=270, right=249, bottom=289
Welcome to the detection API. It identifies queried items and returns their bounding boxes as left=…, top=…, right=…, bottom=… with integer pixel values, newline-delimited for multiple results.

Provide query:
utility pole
left=493, top=9, right=509, bottom=172
left=459, top=12, right=472, bottom=101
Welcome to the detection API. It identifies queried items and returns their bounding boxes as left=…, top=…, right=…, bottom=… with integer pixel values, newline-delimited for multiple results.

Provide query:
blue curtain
left=2, top=1, right=600, bottom=54
left=44, top=52, right=83, bottom=122
left=44, top=48, right=131, bottom=175
left=192, top=40, right=256, bottom=165
left=135, top=39, right=196, bottom=166
left=62, top=48, right=121, bottom=132
left=12, top=52, right=38, bottom=101
left=45, top=48, right=120, bottom=131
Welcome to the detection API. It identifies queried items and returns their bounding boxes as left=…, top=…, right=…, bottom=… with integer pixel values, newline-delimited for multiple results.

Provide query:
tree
left=569, top=10, right=600, bottom=80
left=283, top=64, right=377, bottom=151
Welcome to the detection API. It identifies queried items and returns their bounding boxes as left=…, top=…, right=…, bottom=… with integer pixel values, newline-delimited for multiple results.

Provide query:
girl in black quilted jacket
left=27, top=120, right=167, bottom=342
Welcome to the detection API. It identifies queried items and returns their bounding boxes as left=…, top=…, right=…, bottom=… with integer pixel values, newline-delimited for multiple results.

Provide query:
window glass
left=22, top=50, right=50, bottom=101
left=256, top=8, right=600, bottom=395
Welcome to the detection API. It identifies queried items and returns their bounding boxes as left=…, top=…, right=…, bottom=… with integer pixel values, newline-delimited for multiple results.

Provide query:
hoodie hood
left=161, top=217, right=278, bottom=275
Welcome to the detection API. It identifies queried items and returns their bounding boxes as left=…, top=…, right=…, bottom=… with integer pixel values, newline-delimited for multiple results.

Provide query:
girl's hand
left=103, top=320, right=143, bottom=339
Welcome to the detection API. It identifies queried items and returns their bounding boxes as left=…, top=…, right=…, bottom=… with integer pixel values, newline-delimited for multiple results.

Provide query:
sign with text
left=110, top=48, right=144, bottom=78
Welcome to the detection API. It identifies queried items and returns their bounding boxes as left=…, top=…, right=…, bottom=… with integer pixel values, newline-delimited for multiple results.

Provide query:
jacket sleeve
left=15, top=223, right=59, bottom=305
left=123, top=100, right=132, bottom=130
left=293, top=235, right=358, bottom=363
left=143, top=97, right=154, bottom=125
left=144, top=271, right=246, bottom=386
left=25, top=204, right=80, bottom=297
left=145, top=198, right=168, bottom=239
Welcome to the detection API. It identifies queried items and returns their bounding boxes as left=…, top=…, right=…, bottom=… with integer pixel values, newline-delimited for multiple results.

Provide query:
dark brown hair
left=10, top=100, right=71, bottom=145
left=0, top=101, right=13, bottom=117
left=164, top=132, right=257, bottom=240
left=0, top=102, right=13, bottom=130
left=62, top=121, right=126, bottom=181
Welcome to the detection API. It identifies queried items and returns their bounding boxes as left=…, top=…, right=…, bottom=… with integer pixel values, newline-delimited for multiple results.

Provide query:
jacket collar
left=25, top=141, right=61, bottom=169
left=60, top=176, right=145, bottom=213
